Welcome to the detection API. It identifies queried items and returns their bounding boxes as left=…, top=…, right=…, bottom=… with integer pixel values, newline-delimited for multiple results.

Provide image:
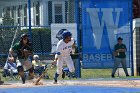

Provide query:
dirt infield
left=1, top=78, right=140, bottom=88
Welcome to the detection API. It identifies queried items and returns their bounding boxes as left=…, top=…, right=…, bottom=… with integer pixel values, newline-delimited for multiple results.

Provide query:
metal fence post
left=28, top=0, right=32, bottom=41
left=130, top=0, right=134, bottom=76
left=75, top=0, right=81, bottom=78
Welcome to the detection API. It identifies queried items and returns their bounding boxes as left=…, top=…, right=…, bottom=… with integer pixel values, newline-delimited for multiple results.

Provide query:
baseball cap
left=117, top=37, right=123, bottom=41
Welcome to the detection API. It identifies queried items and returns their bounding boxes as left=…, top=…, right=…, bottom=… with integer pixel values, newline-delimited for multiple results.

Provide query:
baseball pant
left=56, top=56, right=75, bottom=74
left=112, top=57, right=129, bottom=76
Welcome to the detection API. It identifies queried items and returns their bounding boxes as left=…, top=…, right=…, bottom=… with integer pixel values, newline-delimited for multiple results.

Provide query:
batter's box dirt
left=1, top=79, right=140, bottom=88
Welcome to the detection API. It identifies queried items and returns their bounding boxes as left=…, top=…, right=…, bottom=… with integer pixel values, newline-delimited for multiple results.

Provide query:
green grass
left=81, top=69, right=112, bottom=79
left=47, top=67, right=113, bottom=79
left=0, top=68, right=112, bottom=81
left=1, top=68, right=140, bottom=82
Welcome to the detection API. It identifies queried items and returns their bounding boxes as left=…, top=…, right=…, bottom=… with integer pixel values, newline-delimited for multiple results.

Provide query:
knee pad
left=17, top=66, right=24, bottom=72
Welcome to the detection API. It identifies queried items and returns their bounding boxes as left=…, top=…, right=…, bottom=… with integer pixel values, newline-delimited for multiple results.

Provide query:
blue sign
left=82, top=0, right=132, bottom=68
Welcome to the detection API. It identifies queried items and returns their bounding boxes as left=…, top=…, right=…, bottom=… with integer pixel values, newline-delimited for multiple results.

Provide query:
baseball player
left=53, top=30, right=75, bottom=84
left=9, top=34, right=34, bottom=84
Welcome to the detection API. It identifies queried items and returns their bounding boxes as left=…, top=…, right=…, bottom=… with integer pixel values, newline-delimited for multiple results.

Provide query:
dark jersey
left=12, top=42, right=32, bottom=59
left=114, top=43, right=126, bottom=58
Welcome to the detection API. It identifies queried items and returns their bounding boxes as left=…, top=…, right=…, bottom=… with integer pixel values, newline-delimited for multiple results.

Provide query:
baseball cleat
left=62, top=71, right=65, bottom=79
left=22, top=76, right=26, bottom=84
left=53, top=78, right=57, bottom=84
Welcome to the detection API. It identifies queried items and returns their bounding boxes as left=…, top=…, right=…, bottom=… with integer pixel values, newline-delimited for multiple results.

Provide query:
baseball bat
left=34, top=68, right=48, bottom=85
left=5, top=25, right=19, bottom=64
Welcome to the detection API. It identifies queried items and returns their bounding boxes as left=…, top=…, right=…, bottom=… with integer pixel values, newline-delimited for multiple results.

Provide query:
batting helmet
left=33, top=55, right=39, bottom=60
left=20, top=34, right=28, bottom=39
left=56, top=29, right=67, bottom=40
left=62, top=31, right=72, bottom=40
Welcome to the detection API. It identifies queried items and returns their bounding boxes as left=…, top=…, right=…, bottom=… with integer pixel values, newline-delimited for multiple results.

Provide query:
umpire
left=111, top=37, right=129, bottom=78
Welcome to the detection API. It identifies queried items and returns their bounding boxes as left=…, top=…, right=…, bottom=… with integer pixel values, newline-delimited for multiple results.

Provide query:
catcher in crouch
left=9, top=34, right=34, bottom=84
left=53, top=30, right=76, bottom=84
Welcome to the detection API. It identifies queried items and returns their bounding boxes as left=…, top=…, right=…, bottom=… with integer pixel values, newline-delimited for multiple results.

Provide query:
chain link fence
left=0, top=0, right=80, bottom=81
left=0, top=0, right=134, bottom=83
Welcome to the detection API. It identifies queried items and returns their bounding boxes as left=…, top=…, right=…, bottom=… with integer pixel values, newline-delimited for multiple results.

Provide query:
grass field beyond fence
left=2, top=67, right=139, bottom=82
left=0, top=68, right=113, bottom=81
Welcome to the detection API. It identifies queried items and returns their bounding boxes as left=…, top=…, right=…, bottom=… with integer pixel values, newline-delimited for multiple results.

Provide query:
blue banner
left=82, top=0, right=132, bottom=68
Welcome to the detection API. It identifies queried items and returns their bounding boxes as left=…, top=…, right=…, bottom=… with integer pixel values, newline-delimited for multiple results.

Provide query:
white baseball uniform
left=55, top=38, right=75, bottom=74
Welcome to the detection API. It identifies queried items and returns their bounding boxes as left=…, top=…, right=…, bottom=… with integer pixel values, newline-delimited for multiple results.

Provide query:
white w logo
left=86, top=8, right=123, bottom=49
